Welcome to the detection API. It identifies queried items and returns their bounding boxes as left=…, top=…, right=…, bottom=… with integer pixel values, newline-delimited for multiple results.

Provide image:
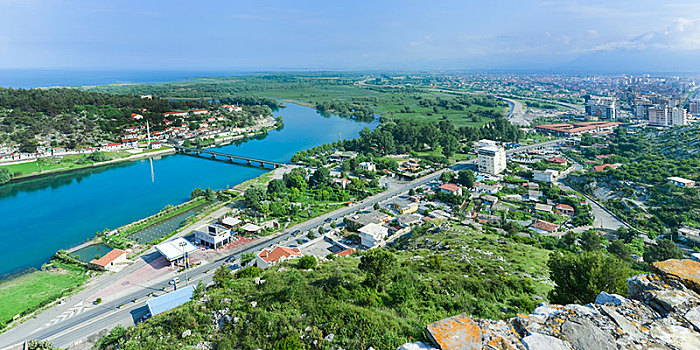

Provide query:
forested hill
left=0, top=88, right=212, bottom=152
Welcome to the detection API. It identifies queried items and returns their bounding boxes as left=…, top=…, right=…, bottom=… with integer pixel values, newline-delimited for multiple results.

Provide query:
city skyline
left=2, top=0, right=700, bottom=72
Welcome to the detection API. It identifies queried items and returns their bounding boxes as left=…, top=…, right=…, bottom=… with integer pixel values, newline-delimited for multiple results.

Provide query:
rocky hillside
left=407, top=259, right=700, bottom=350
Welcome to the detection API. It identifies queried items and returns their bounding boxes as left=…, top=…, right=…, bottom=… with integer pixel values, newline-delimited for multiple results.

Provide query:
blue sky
left=2, top=0, right=700, bottom=71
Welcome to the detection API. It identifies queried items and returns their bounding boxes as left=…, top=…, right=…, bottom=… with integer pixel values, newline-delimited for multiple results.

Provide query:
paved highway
left=0, top=140, right=559, bottom=349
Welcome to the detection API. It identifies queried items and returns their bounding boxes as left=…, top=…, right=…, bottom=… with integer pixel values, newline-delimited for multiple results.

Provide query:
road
left=0, top=140, right=563, bottom=349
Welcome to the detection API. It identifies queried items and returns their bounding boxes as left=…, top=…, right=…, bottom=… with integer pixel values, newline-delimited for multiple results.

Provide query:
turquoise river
left=0, top=103, right=377, bottom=278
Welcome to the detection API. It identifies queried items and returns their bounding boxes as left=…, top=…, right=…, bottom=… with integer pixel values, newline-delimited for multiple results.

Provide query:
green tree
left=643, top=239, right=683, bottom=264
left=616, top=227, right=637, bottom=243
left=267, top=179, right=286, bottom=196
left=297, top=255, right=317, bottom=269
left=607, top=240, right=633, bottom=263
left=358, top=248, right=397, bottom=290
left=213, top=265, right=233, bottom=288
left=204, top=188, right=216, bottom=201
left=28, top=340, right=56, bottom=350
left=241, top=252, right=256, bottom=266
left=0, top=167, right=10, bottom=184
left=244, top=187, right=266, bottom=211
left=310, top=166, right=331, bottom=187
left=456, top=170, right=475, bottom=188
left=580, top=230, right=603, bottom=251
left=548, top=251, right=633, bottom=304
left=95, top=325, right=126, bottom=350
left=190, top=188, right=205, bottom=199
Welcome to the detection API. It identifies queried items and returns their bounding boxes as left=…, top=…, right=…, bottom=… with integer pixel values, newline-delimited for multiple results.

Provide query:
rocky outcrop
left=416, top=259, right=700, bottom=350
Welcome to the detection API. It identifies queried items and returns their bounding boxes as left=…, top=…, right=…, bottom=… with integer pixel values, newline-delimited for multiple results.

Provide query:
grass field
left=0, top=263, right=88, bottom=326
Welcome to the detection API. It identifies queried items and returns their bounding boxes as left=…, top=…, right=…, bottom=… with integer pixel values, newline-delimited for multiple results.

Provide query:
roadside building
left=194, top=224, right=232, bottom=249
left=219, top=216, right=242, bottom=229
left=547, top=157, right=568, bottom=166
left=678, top=226, right=700, bottom=244
left=147, top=285, right=196, bottom=316
left=392, top=196, right=419, bottom=214
left=529, top=219, right=559, bottom=234
left=335, top=248, right=355, bottom=257
left=239, top=223, right=262, bottom=235
left=359, top=223, right=389, bottom=248
left=347, top=210, right=391, bottom=231
left=438, top=183, right=463, bottom=196
left=396, top=213, right=423, bottom=227
left=155, top=237, right=198, bottom=267
left=89, top=249, right=128, bottom=271
left=555, top=204, right=575, bottom=216
left=477, top=143, right=506, bottom=175
left=255, top=246, right=301, bottom=268
left=668, top=176, right=696, bottom=188
left=533, top=169, right=558, bottom=183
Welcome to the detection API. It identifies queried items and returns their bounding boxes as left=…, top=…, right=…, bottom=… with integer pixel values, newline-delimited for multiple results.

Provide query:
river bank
left=1, top=147, right=176, bottom=185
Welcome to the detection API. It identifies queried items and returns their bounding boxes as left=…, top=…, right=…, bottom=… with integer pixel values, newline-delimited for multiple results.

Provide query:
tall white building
left=648, top=106, right=669, bottom=127
left=648, top=105, right=687, bottom=127
left=671, top=107, right=688, bottom=126
left=585, top=96, right=618, bottom=119
left=477, top=143, right=506, bottom=175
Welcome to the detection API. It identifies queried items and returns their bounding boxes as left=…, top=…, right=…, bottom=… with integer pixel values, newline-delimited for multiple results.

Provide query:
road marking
left=30, top=302, right=85, bottom=335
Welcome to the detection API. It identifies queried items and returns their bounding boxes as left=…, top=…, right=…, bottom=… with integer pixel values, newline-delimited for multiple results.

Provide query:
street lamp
left=179, top=241, right=188, bottom=286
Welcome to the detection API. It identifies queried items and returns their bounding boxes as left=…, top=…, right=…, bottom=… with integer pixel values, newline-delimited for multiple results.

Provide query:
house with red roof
left=592, top=164, right=618, bottom=172
left=529, top=219, right=559, bottom=234
left=90, top=249, right=128, bottom=271
left=162, top=111, right=189, bottom=118
left=255, top=246, right=302, bottom=268
left=555, top=204, right=575, bottom=216
left=191, top=109, right=209, bottom=115
left=439, top=183, right=462, bottom=196
left=335, top=248, right=355, bottom=257
left=547, top=157, right=568, bottom=165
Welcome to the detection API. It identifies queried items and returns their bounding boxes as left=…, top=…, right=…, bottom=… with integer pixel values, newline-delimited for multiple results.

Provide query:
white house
left=533, top=169, right=558, bottom=183
left=89, top=249, right=128, bottom=271
left=359, top=162, right=376, bottom=171
left=668, top=176, right=696, bottom=188
left=359, top=223, right=389, bottom=248
left=194, top=223, right=232, bottom=249
left=155, top=237, right=198, bottom=267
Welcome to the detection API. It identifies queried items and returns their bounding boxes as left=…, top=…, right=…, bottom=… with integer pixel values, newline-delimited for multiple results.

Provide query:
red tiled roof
left=530, top=219, right=559, bottom=232
left=439, top=183, right=461, bottom=192
left=535, top=122, right=622, bottom=134
left=547, top=157, right=567, bottom=164
left=593, top=164, right=617, bottom=172
left=555, top=204, right=575, bottom=211
left=258, top=246, right=301, bottom=263
left=336, top=248, right=355, bottom=257
left=90, top=249, right=127, bottom=267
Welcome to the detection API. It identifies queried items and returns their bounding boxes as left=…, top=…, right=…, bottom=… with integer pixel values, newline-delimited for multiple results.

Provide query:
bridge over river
left=173, top=145, right=287, bottom=169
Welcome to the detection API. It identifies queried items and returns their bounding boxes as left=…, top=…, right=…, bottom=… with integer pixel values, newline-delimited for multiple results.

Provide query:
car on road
left=291, top=230, right=300, bottom=235
left=169, top=277, right=180, bottom=285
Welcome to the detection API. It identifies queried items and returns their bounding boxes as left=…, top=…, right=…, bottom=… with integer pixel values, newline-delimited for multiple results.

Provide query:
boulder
left=560, top=318, right=615, bottom=350
left=595, top=292, right=626, bottom=306
left=652, top=259, right=700, bottom=293
left=426, top=313, right=482, bottom=350
left=182, top=329, right=191, bottom=338
left=522, top=333, right=572, bottom=350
